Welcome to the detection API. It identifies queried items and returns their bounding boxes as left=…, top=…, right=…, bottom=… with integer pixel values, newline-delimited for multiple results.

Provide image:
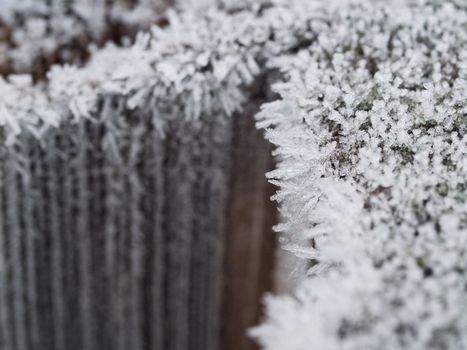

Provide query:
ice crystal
left=0, top=0, right=168, bottom=74
left=1, top=0, right=466, bottom=349
left=252, top=1, right=467, bottom=349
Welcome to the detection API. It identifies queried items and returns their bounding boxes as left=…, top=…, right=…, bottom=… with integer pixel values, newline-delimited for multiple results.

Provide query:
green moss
left=436, top=92, right=452, bottom=105
left=455, top=183, right=466, bottom=203
left=356, top=87, right=381, bottom=112
left=452, top=114, right=467, bottom=136
left=356, top=100, right=373, bottom=112
left=359, top=118, right=372, bottom=131
left=400, top=96, right=418, bottom=113
left=390, top=144, right=415, bottom=165
left=417, top=120, right=439, bottom=131
left=400, top=83, right=425, bottom=91
left=442, top=156, right=457, bottom=171
left=436, top=182, right=449, bottom=197
left=453, top=101, right=465, bottom=110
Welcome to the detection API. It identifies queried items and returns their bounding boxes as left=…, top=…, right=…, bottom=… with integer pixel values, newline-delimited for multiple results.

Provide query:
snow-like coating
left=252, top=1, right=467, bottom=349
left=1, top=0, right=466, bottom=349
left=0, top=0, right=167, bottom=74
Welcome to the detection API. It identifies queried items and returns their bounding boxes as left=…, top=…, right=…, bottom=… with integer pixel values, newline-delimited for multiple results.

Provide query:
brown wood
left=0, top=0, right=173, bottom=82
left=1, top=6, right=280, bottom=348
left=221, top=98, right=278, bottom=350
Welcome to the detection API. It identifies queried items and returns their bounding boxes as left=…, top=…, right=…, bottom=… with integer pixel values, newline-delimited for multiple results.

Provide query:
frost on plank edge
left=0, top=0, right=466, bottom=349
left=251, top=1, right=467, bottom=349
left=0, top=0, right=317, bottom=146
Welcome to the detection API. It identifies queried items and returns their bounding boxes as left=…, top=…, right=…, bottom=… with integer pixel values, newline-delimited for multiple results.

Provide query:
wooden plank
left=221, top=100, right=277, bottom=350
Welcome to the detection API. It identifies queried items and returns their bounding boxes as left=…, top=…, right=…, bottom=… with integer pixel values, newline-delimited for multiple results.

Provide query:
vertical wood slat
left=0, top=101, right=277, bottom=350
left=221, top=100, right=278, bottom=350
left=0, top=135, right=14, bottom=350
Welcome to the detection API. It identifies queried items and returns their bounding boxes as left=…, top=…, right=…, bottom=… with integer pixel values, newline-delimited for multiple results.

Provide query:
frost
left=251, top=1, right=467, bottom=349
left=1, top=0, right=466, bottom=349
left=0, top=2, right=319, bottom=349
left=0, top=0, right=169, bottom=74
left=0, top=76, right=61, bottom=145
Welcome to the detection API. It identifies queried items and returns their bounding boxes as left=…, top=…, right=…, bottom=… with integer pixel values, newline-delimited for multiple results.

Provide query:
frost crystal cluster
left=0, top=0, right=466, bottom=349
left=252, top=1, right=467, bottom=349
left=0, top=2, right=314, bottom=350
left=0, top=0, right=168, bottom=75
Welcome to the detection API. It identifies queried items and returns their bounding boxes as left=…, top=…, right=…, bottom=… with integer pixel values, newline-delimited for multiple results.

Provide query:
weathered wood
left=0, top=0, right=172, bottom=80
left=221, top=100, right=277, bottom=350
left=0, top=98, right=277, bottom=349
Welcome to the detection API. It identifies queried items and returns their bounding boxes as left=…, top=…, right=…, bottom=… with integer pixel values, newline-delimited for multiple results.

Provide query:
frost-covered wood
left=0, top=4, right=292, bottom=348
left=251, top=1, right=467, bottom=349
left=222, top=79, right=278, bottom=350
left=0, top=94, right=277, bottom=350
left=0, top=0, right=171, bottom=78
left=1, top=0, right=466, bottom=349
